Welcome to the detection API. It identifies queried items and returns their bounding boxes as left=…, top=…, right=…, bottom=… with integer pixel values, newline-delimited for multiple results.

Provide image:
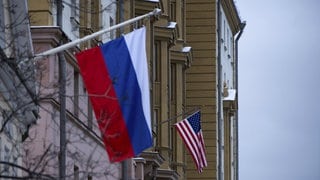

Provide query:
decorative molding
left=221, top=0, right=241, bottom=34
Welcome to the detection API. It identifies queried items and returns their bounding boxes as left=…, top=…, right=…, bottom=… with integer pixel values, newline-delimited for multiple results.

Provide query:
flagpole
left=34, top=8, right=161, bottom=59
left=155, top=108, right=201, bottom=127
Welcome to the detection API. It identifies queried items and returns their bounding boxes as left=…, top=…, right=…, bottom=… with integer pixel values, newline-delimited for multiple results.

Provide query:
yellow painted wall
left=28, top=0, right=53, bottom=25
left=186, top=0, right=217, bottom=179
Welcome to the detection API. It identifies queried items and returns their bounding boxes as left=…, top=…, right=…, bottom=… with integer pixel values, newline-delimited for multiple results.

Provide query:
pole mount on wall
left=33, top=8, right=161, bottom=60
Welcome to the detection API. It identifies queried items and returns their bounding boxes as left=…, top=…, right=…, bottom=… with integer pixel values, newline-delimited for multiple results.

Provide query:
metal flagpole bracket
left=151, top=8, right=161, bottom=19
left=34, top=8, right=162, bottom=61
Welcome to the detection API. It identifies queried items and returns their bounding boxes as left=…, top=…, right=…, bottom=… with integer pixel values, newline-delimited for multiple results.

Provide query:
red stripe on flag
left=198, top=131, right=208, bottom=167
left=175, top=121, right=200, bottom=169
left=76, top=47, right=134, bottom=162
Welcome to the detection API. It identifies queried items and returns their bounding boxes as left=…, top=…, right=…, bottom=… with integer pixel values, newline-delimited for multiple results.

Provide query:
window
left=170, top=0, right=176, bottom=21
left=3, top=146, right=10, bottom=176
left=0, top=138, right=2, bottom=173
left=74, top=165, right=79, bottom=180
left=74, top=71, right=79, bottom=117
left=223, top=20, right=226, bottom=42
left=70, top=0, right=79, bottom=32
left=229, top=36, right=233, bottom=59
left=170, top=64, right=176, bottom=102
left=4, top=120, right=13, bottom=139
left=0, top=8, right=4, bottom=49
left=153, top=109, right=159, bottom=146
left=87, top=98, right=93, bottom=130
left=153, top=41, right=161, bottom=82
left=12, top=157, right=17, bottom=176
left=226, top=29, right=229, bottom=51
left=109, top=17, right=115, bottom=39
left=91, top=0, right=101, bottom=32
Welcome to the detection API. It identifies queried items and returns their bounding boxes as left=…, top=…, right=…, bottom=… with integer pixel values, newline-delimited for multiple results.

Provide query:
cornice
left=156, top=168, right=180, bottom=180
left=170, top=40, right=193, bottom=68
left=31, top=26, right=80, bottom=69
left=154, top=19, right=178, bottom=48
left=221, top=0, right=241, bottom=34
left=31, top=26, right=63, bottom=47
left=140, top=151, right=165, bottom=167
left=135, top=0, right=161, bottom=15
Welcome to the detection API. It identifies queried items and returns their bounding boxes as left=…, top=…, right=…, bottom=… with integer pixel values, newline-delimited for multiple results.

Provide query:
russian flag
left=75, top=27, right=152, bottom=162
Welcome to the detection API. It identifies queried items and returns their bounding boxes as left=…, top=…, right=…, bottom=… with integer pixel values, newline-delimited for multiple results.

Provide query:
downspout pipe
left=235, top=22, right=246, bottom=91
left=216, top=0, right=223, bottom=180
left=234, top=21, right=246, bottom=180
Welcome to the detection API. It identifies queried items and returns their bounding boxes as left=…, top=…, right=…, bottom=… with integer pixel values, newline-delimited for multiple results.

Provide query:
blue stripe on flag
left=100, top=35, right=152, bottom=156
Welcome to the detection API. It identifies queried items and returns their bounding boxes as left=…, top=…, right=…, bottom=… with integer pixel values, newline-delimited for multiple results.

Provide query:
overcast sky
left=237, top=0, right=320, bottom=180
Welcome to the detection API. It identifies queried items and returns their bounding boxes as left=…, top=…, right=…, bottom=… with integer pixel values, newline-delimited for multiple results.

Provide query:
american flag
left=175, top=111, right=207, bottom=172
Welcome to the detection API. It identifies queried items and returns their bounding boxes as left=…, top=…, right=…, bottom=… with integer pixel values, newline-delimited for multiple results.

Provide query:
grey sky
left=237, top=0, right=320, bottom=180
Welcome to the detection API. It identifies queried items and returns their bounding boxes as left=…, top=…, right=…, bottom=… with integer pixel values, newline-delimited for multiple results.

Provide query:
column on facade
left=223, top=98, right=237, bottom=180
left=153, top=18, right=177, bottom=170
left=170, top=47, right=191, bottom=179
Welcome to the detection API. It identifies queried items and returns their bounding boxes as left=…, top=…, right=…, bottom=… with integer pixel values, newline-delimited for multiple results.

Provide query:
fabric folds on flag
left=75, top=27, right=152, bottom=163
left=175, top=111, right=207, bottom=172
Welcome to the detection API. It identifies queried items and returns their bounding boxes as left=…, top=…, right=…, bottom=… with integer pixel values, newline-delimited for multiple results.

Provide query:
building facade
left=0, top=0, right=38, bottom=178
left=119, top=0, right=192, bottom=179
left=27, top=0, right=120, bottom=179
left=186, top=0, right=243, bottom=179
left=27, top=0, right=193, bottom=178
left=0, top=0, right=243, bottom=179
